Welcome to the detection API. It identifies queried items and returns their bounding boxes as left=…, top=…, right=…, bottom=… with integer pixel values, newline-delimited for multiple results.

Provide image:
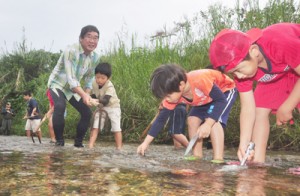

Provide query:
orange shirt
left=163, top=69, right=235, bottom=110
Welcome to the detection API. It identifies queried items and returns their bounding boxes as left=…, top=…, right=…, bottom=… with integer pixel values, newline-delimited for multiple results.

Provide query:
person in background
left=47, top=25, right=100, bottom=147
left=209, top=23, right=300, bottom=163
left=1, top=102, right=15, bottom=135
left=23, top=91, right=42, bottom=140
left=137, top=64, right=237, bottom=162
left=89, top=62, right=122, bottom=150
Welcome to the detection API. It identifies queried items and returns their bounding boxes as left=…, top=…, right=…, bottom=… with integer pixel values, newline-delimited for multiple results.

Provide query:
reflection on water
left=0, top=136, right=299, bottom=195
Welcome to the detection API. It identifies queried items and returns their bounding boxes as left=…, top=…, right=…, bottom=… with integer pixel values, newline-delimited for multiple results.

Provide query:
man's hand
left=82, top=94, right=92, bottom=106
left=90, top=98, right=100, bottom=107
left=137, top=142, right=149, bottom=156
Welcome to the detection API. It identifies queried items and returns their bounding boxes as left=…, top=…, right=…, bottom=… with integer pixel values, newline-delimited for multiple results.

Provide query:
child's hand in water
left=237, top=144, right=254, bottom=163
left=137, top=142, right=148, bottom=156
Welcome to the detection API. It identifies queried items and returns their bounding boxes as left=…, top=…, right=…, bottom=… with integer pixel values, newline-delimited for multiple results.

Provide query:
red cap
left=209, top=28, right=263, bottom=72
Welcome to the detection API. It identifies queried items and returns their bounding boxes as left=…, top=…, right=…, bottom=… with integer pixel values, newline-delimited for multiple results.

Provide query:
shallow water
left=0, top=136, right=299, bottom=195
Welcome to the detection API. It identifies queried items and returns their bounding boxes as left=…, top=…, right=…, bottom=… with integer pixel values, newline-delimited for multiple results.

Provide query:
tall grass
left=101, top=0, right=300, bottom=149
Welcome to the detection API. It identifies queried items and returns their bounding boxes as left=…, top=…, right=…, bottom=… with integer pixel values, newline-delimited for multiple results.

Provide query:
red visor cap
left=209, top=28, right=262, bottom=72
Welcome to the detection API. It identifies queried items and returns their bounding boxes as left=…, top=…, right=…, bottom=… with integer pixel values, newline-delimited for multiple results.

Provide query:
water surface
left=0, top=136, right=299, bottom=195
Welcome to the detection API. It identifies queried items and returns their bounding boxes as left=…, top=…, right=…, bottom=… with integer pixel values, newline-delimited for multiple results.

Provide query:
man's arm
left=72, top=86, right=92, bottom=106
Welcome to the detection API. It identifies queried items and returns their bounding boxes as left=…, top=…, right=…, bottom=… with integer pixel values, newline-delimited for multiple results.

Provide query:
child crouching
left=137, top=64, right=237, bottom=161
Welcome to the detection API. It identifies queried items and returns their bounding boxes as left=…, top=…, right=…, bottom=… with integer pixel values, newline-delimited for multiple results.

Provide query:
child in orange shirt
left=137, top=64, right=237, bottom=161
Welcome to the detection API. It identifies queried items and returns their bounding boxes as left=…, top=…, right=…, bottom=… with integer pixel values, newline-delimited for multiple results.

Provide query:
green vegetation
left=0, top=0, right=299, bottom=150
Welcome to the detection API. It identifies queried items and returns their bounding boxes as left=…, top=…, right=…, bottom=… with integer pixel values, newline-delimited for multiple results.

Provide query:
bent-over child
left=89, top=62, right=122, bottom=150
left=137, top=64, right=237, bottom=161
left=144, top=102, right=189, bottom=149
left=209, top=22, right=300, bottom=163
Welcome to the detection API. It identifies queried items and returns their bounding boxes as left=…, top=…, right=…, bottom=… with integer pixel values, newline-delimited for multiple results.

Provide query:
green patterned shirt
left=48, top=43, right=100, bottom=101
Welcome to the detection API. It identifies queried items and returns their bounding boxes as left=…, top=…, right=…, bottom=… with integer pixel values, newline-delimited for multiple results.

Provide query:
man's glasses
left=85, top=35, right=99, bottom=42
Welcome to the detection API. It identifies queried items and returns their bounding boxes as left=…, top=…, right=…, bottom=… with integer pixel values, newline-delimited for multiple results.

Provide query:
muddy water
left=0, top=136, right=299, bottom=195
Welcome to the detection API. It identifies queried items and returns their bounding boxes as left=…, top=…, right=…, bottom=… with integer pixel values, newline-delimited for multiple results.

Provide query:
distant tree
left=0, top=34, right=60, bottom=107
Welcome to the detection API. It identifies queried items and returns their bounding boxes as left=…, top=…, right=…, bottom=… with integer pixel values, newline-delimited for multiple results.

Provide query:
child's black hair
left=206, top=64, right=225, bottom=72
left=95, top=62, right=112, bottom=78
left=23, top=90, right=32, bottom=96
left=150, top=64, right=187, bottom=99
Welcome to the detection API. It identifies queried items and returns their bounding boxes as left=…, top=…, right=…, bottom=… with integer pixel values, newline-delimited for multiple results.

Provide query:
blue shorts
left=168, top=104, right=187, bottom=135
left=188, top=88, right=237, bottom=128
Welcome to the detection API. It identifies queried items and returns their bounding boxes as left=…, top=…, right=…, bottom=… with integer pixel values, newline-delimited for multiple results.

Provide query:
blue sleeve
left=148, top=108, right=172, bottom=138
left=207, top=84, right=228, bottom=121
left=30, top=99, right=38, bottom=109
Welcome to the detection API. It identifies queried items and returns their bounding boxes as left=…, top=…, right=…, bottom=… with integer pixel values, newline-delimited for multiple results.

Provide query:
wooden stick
left=139, top=111, right=159, bottom=141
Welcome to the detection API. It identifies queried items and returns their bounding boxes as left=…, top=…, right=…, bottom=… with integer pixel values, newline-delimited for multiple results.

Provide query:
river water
left=0, top=136, right=299, bottom=195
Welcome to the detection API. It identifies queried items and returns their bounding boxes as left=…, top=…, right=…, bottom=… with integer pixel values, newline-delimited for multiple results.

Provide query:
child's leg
left=37, top=129, right=42, bottom=141
left=210, top=122, right=224, bottom=160
left=114, top=132, right=122, bottom=150
left=48, top=115, right=56, bottom=142
left=26, top=130, right=31, bottom=138
left=89, top=128, right=99, bottom=148
left=25, top=119, right=32, bottom=139
left=32, top=119, right=42, bottom=138
left=173, top=138, right=182, bottom=148
left=188, top=116, right=203, bottom=157
left=172, top=134, right=189, bottom=147
left=106, top=107, right=122, bottom=150
left=168, top=104, right=188, bottom=148
left=252, top=107, right=271, bottom=163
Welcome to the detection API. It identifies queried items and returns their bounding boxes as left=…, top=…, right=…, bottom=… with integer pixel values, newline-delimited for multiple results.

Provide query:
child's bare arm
left=137, top=135, right=154, bottom=156
left=238, top=91, right=256, bottom=161
left=276, top=78, right=300, bottom=125
left=197, top=118, right=215, bottom=139
left=31, top=107, right=37, bottom=116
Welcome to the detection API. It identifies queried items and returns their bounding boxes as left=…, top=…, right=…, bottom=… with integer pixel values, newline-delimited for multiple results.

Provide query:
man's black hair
left=95, top=62, right=112, bottom=78
left=150, top=64, right=187, bottom=99
left=80, top=25, right=99, bottom=39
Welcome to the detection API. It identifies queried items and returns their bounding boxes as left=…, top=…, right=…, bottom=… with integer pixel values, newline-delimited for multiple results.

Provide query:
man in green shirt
left=47, top=25, right=100, bottom=147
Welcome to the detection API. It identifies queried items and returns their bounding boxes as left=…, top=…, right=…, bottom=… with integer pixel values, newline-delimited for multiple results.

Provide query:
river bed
left=0, top=136, right=299, bottom=195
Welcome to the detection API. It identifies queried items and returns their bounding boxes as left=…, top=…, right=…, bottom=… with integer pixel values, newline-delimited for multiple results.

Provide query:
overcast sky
left=0, top=0, right=267, bottom=55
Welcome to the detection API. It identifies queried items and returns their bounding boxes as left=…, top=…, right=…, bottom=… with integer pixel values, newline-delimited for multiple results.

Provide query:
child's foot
left=50, top=140, right=56, bottom=144
left=184, top=155, right=201, bottom=161
left=116, top=147, right=122, bottom=151
left=211, top=159, right=225, bottom=164
left=173, top=145, right=184, bottom=150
